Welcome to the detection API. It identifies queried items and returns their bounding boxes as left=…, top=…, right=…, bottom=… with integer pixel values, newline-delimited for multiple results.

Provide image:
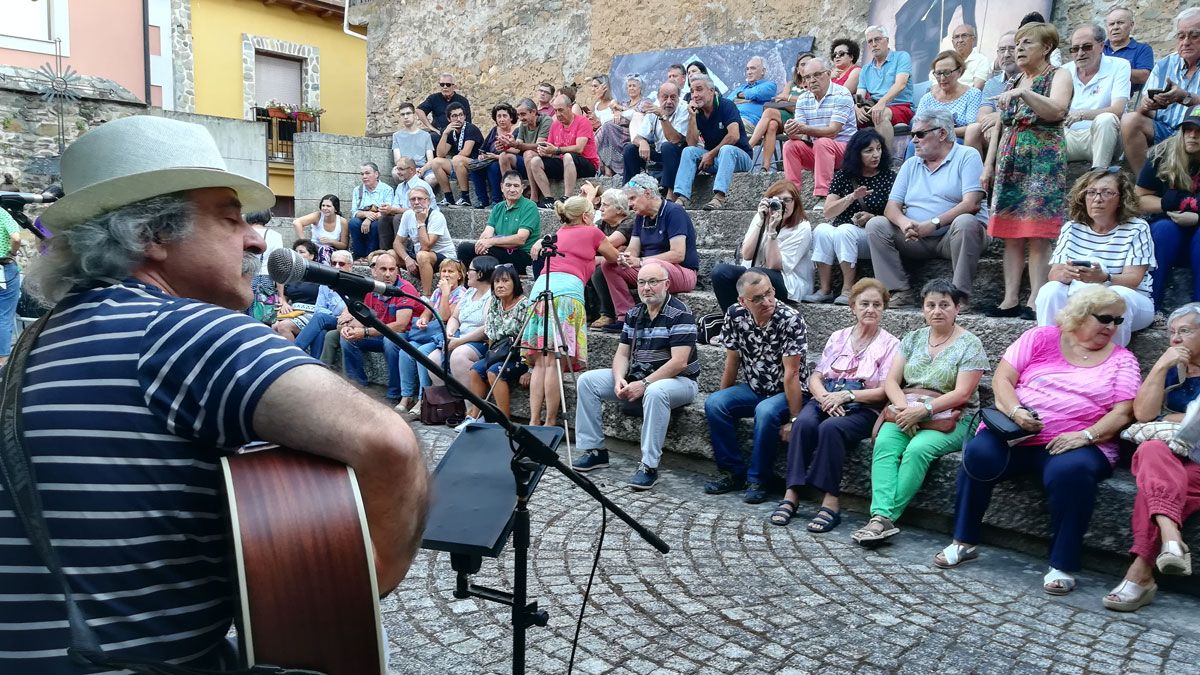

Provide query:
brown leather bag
left=871, top=387, right=964, bottom=440
left=420, top=385, right=466, bottom=426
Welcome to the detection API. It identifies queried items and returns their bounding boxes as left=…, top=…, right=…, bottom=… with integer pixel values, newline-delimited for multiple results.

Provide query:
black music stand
left=422, top=423, right=564, bottom=673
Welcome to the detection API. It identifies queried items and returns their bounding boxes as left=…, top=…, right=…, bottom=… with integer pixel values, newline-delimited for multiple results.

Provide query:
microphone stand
left=336, top=291, right=670, bottom=675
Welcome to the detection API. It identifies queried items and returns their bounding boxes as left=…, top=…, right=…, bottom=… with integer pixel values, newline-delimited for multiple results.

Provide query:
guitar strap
left=0, top=309, right=322, bottom=675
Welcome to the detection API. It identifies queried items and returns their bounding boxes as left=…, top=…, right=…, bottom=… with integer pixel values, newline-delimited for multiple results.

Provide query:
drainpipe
left=343, top=0, right=367, bottom=41
left=142, top=0, right=152, bottom=105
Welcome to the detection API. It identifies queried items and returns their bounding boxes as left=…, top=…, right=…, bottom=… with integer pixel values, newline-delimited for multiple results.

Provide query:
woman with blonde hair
left=522, top=196, right=621, bottom=427
left=1137, top=113, right=1200, bottom=310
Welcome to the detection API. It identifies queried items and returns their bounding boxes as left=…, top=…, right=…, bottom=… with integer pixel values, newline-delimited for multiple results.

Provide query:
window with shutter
left=254, top=52, right=303, bottom=107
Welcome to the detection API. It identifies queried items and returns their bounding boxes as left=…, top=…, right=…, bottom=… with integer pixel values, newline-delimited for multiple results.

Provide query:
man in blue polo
left=572, top=261, right=700, bottom=490
left=857, top=25, right=914, bottom=152
left=1104, top=7, right=1154, bottom=96
left=672, top=74, right=753, bottom=210
left=729, top=56, right=778, bottom=130
left=1121, top=7, right=1200, bottom=175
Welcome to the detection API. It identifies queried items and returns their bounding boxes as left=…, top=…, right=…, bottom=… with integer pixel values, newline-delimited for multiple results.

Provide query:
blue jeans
left=341, top=335, right=402, bottom=398
left=704, top=383, right=792, bottom=485
left=1149, top=215, right=1200, bottom=309
left=674, top=144, right=753, bottom=200
left=0, top=262, right=20, bottom=358
left=397, top=325, right=440, bottom=397
left=295, top=311, right=338, bottom=358
left=348, top=217, right=378, bottom=259
left=476, top=163, right=507, bottom=207
left=621, top=142, right=670, bottom=185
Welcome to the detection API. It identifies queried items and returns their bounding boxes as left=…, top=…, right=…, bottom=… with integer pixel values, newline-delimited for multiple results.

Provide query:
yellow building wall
left=191, top=0, right=366, bottom=136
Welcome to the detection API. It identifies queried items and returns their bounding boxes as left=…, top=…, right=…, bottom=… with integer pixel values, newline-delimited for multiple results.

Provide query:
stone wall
left=293, top=132, right=392, bottom=216
left=360, top=0, right=1188, bottom=136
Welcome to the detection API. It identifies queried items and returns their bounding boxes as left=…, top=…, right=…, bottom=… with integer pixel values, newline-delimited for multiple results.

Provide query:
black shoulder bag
left=0, top=313, right=320, bottom=674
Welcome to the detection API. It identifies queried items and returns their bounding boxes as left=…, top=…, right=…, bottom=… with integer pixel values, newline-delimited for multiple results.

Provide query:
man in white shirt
left=946, top=25, right=990, bottom=89
left=1063, top=24, right=1131, bottom=168
left=623, top=81, right=689, bottom=185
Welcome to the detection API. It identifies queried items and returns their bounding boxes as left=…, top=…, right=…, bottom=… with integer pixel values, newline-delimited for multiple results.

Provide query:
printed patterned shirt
left=898, top=326, right=990, bottom=410
left=721, top=302, right=809, bottom=396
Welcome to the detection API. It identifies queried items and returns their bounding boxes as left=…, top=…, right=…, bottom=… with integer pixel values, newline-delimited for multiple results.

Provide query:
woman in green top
left=0, top=207, right=22, bottom=366
left=465, top=263, right=530, bottom=421
left=853, top=279, right=989, bottom=545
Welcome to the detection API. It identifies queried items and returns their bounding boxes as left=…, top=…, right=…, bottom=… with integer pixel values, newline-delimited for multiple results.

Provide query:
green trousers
left=869, top=418, right=971, bottom=521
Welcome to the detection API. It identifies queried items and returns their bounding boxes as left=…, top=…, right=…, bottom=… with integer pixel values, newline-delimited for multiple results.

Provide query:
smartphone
left=1069, top=260, right=1093, bottom=268
left=580, top=105, right=592, bottom=115
left=1145, top=88, right=1167, bottom=101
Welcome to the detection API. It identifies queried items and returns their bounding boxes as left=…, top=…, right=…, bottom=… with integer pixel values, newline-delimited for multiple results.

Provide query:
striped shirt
left=1147, top=52, right=1200, bottom=129
left=620, top=295, right=699, bottom=381
left=0, top=278, right=318, bottom=672
left=793, top=82, right=857, bottom=143
left=1049, top=218, right=1156, bottom=296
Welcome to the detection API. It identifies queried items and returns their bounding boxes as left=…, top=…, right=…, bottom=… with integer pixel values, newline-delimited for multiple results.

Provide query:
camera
left=767, top=197, right=782, bottom=211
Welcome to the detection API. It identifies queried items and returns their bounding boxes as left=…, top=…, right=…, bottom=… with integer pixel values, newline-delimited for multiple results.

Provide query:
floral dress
left=597, top=97, right=656, bottom=175
left=989, top=66, right=1067, bottom=240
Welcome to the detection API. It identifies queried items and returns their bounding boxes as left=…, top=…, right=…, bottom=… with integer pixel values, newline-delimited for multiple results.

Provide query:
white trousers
left=1064, top=113, right=1121, bottom=168
left=1035, top=280, right=1155, bottom=347
left=812, top=221, right=870, bottom=267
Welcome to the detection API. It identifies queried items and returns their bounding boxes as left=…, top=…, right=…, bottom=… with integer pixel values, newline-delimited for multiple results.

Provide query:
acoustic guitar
left=221, top=446, right=387, bottom=675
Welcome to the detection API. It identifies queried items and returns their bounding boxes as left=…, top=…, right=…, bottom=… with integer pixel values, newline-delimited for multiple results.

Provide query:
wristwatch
left=930, top=216, right=941, bottom=228
left=846, top=390, right=856, bottom=401
left=923, top=400, right=934, bottom=415
left=1082, top=429, right=1096, bottom=443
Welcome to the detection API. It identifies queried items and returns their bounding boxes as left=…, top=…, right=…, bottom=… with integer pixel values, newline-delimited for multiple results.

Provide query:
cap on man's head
left=1179, top=105, right=1200, bottom=131
left=41, top=115, right=274, bottom=231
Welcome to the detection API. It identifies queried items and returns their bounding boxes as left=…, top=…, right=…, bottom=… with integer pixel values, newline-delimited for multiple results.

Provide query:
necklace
left=928, top=329, right=954, bottom=350
left=851, top=326, right=877, bottom=353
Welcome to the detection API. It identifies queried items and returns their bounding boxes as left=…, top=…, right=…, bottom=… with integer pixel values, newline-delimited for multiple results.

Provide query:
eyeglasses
left=996, top=46, right=1016, bottom=54
left=1092, top=313, right=1126, bottom=325
left=951, top=33, right=974, bottom=41
left=800, top=70, right=829, bottom=82
left=439, top=82, right=454, bottom=88
left=747, top=287, right=776, bottom=304
left=866, top=36, right=886, bottom=44
left=1068, top=43, right=1096, bottom=54
left=1084, top=188, right=1119, bottom=200
left=832, top=50, right=851, bottom=58
left=537, top=88, right=553, bottom=95
left=1176, top=30, right=1200, bottom=42
left=636, top=278, right=668, bottom=287
left=931, top=69, right=960, bottom=78
left=910, top=128, right=940, bottom=139
left=496, top=263, right=515, bottom=271
left=332, top=260, right=352, bottom=268
left=1169, top=327, right=1198, bottom=338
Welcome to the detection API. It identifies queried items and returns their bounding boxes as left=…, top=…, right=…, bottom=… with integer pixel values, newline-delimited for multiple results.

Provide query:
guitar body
left=221, top=447, right=386, bottom=675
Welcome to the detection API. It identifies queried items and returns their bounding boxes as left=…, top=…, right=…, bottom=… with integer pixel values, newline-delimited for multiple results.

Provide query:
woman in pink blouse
left=935, top=286, right=1140, bottom=596
left=770, top=278, right=900, bottom=530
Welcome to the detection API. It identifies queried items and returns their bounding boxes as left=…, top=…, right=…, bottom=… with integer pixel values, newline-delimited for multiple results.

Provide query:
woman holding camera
left=522, top=196, right=621, bottom=427
left=710, top=180, right=812, bottom=311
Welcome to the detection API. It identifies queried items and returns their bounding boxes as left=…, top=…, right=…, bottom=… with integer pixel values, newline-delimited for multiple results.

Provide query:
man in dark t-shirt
left=417, top=72, right=472, bottom=141
left=672, top=75, right=753, bottom=209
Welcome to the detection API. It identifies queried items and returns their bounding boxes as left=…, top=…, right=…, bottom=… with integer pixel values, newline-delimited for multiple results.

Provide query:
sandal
left=852, top=515, right=900, bottom=545
left=674, top=196, right=690, bottom=208
left=1043, top=567, right=1077, bottom=595
left=933, top=542, right=979, bottom=569
left=703, top=195, right=726, bottom=210
left=1103, top=579, right=1157, bottom=612
left=1156, top=540, right=1192, bottom=576
left=590, top=316, right=615, bottom=329
left=806, top=506, right=842, bottom=533
left=768, top=499, right=798, bottom=526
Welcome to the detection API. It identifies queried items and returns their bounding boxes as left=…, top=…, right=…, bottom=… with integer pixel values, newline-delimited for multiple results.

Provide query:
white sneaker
left=453, top=416, right=478, bottom=433
left=811, top=197, right=825, bottom=211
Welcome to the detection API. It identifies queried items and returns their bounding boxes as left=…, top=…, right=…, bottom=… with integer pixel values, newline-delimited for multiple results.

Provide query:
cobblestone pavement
left=381, top=421, right=1200, bottom=675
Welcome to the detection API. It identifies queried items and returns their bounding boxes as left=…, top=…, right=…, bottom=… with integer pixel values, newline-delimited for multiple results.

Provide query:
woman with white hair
left=581, top=183, right=634, bottom=330
left=596, top=74, right=655, bottom=177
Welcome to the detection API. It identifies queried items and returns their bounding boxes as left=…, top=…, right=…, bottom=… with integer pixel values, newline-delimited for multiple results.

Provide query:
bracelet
left=1010, top=403, right=1024, bottom=418
left=1082, top=428, right=1096, bottom=443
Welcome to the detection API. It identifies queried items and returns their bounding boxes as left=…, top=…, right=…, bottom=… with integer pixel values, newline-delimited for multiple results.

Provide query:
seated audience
left=429, top=102, right=484, bottom=207
left=856, top=25, right=915, bottom=151
left=463, top=264, right=530, bottom=422
left=525, top=94, right=600, bottom=207
left=773, top=279, right=899, bottom=531
left=391, top=185, right=458, bottom=297
left=380, top=157, right=440, bottom=255
left=729, top=56, right=779, bottom=130
left=1063, top=24, right=1131, bottom=169
left=810, top=129, right=896, bottom=304
left=1121, top=8, right=1200, bottom=175
left=782, top=57, right=858, bottom=207
left=294, top=250, right=351, bottom=358
left=417, top=73, right=472, bottom=141
left=601, top=174, right=699, bottom=322
left=1103, top=7, right=1154, bottom=96
left=856, top=280, right=987, bottom=543
left=426, top=256, right=496, bottom=391
left=535, top=82, right=556, bottom=116
left=394, top=259, right=468, bottom=415
left=830, top=40, right=861, bottom=92
left=583, top=184, right=633, bottom=331
left=586, top=75, right=618, bottom=130
left=974, top=31, right=1019, bottom=143
left=748, top=53, right=812, bottom=174
left=495, top=99, right=552, bottom=182
left=572, top=261, right=700, bottom=490
left=666, top=63, right=687, bottom=91
left=866, top=110, right=988, bottom=306
left=711, top=180, right=812, bottom=310
left=704, top=270, right=809, bottom=504
left=597, top=75, right=655, bottom=177
left=246, top=209, right=282, bottom=324
left=1138, top=108, right=1200, bottom=309
left=674, top=75, right=754, bottom=210
left=622, top=81, right=688, bottom=186
left=337, top=252, right=423, bottom=403
left=684, top=61, right=723, bottom=100
left=271, top=239, right=322, bottom=339
left=981, top=21, right=1071, bottom=320
left=936, top=286, right=1139, bottom=595
left=392, top=101, right=435, bottom=177
left=1104, top=303, right=1200, bottom=612
left=456, top=170, right=541, bottom=275
left=292, top=193, right=348, bottom=264
left=946, top=25, right=990, bottom=89
left=348, top=162, right=395, bottom=260
left=910, top=50, right=984, bottom=157
left=469, top=102, right=518, bottom=209
left=521, top=197, right=620, bottom=428
left=1036, top=168, right=1154, bottom=347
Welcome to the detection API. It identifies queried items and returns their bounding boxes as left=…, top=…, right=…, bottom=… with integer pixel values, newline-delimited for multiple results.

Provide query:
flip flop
left=768, top=499, right=798, bottom=527
left=806, top=506, right=841, bottom=533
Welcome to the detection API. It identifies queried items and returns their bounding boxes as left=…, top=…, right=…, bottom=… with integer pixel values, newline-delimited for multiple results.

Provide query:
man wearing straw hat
left=0, top=115, right=428, bottom=672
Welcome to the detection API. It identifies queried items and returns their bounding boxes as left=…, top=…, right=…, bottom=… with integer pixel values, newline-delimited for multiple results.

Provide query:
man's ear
left=143, top=240, right=169, bottom=263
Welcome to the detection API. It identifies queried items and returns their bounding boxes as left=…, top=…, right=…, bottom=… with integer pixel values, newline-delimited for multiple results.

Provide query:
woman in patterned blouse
left=464, top=263, right=530, bottom=420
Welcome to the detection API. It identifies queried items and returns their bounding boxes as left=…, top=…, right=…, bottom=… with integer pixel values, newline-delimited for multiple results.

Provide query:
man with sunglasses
left=1121, top=7, right=1200, bottom=175
left=572, top=261, right=699, bottom=490
left=703, top=270, right=809, bottom=504
left=1063, top=24, right=1131, bottom=169
left=782, top=57, right=857, bottom=210
left=417, top=72, right=473, bottom=143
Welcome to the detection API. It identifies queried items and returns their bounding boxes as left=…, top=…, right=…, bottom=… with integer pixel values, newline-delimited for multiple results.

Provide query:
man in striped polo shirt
left=782, top=57, right=858, bottom=211
left=0, top=116, right=428, bottom=672
left=571, top=261, right=699, bottom=490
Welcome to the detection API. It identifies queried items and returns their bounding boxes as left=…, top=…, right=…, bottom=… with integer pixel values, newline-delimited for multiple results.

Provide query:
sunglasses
left=439, top=82, right=454, bottom=87
left=832, top=50, right=851, bottom=58
left=332, top=260, right=352, bottom=268
left=910, top=128, right=940, bottom=139
left=1092, top=314, right=1126, bottom=326
left=1068, top=43, right=1096, bottom=54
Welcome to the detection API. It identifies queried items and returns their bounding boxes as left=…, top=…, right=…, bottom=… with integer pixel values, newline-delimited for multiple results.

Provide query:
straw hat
left=41, top=115, right=275, bottom=230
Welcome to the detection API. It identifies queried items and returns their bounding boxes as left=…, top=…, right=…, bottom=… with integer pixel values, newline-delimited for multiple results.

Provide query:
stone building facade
left=357, top=0, right=1189, bottom=136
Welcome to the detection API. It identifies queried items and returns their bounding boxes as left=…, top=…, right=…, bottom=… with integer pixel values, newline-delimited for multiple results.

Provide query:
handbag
left=483, top=336, right=514, bottom=369
left=420, top=385, right=467, bottom=426
left=822, top=377, right=865, bottom=411
left=696, top=312, right=724, bottom=346
left=871, top=387, right=963, bottom=440
left=980, top=406, right=1037, bottom=446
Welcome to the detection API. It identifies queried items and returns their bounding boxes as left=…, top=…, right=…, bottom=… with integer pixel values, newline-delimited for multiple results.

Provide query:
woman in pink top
left=771, top=279, right=900, bottom=530
left=935, top=286, right=1140, bottom=597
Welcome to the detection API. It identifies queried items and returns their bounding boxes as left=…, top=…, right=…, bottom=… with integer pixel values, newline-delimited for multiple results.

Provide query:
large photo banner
left=608, top=36, right=817, bottom=98
left=869, top=0, right=1056, bottom=86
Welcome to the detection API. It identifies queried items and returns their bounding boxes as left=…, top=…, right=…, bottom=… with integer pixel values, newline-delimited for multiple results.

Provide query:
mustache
left=242, top=252, right=260, bottom=276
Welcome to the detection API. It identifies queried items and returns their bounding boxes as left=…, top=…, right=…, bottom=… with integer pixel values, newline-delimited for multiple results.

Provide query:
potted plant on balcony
left=293, top=104, right=325, bottom=123
left=263, top=100, right=293, bottom=119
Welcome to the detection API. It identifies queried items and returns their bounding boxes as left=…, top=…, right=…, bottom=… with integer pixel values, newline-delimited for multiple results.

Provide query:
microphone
left=267, top=248, right=407, bottom=298
left=0, top=191, right=57, bottom=206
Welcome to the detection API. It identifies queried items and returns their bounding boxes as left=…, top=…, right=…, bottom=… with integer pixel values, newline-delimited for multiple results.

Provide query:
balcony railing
left=254, top=108, right=321, bottom=163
